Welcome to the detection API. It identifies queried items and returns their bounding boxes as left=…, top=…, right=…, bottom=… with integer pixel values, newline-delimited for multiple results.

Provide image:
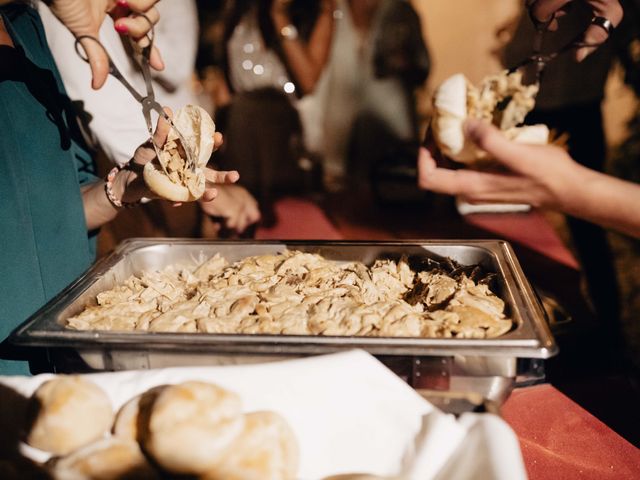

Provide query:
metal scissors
left=74, top=15, right=196, bottom=174
left=508, top=8, right=607, bottom=85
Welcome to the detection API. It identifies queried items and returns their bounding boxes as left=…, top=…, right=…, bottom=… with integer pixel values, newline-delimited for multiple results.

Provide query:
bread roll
left=431, top=71, right=549, bottom=164
left=49, top=437, right=157, bottom=480
left=322, top=476, right=398, bottom=480
left=112, top=386, right=166, bottom=442
left=143, top=381, right=244, bottom=475
left=143, top=104, right=216, bottom=202
left=26, top=376, right=113, bottom=456
left=203, top=411, right=299, bottom=480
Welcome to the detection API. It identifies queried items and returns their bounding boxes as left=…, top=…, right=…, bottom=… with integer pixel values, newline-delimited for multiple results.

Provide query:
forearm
left=559, top=166, right=640, bottom=238
left=81, top=169, right=139, bottom=231
left=272, top=3, right=333, bottom=95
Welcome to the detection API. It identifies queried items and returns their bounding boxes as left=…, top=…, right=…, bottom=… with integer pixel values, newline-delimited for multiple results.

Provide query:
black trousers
left=527, top=102, right=621, bottom=338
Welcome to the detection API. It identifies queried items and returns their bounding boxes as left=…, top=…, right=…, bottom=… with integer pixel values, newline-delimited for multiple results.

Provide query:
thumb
left=78, top=36, right=110, bottom=90
left=153, top=107, right=173, bottom=147
left=464, top=119, right=528, bottom=170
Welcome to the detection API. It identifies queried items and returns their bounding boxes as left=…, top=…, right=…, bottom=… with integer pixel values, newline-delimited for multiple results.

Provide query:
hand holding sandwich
left=418, top=119, right=640, bottom=239
left=83, top=108, right=239, bottom=230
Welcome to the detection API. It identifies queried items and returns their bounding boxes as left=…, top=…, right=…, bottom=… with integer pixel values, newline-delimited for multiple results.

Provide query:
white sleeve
left=152, top=0, right=199, bottom=88
left=38, top=4, right=153, bottom=167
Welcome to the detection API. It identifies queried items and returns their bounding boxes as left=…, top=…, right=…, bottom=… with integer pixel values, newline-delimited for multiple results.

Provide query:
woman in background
left=315, top=0, right=430, bottom=192
left=215, top=0, right=334, bottom=225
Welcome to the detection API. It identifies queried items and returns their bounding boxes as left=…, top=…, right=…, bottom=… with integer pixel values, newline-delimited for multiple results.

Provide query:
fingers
left=576, top=0, right=623, bottom=61
left=418, top=163, right=535, bottom=205
left=213, top=132, right=224, bottom=152
left=201, top=188, right=218, bottom=203
left=113, top=7, right=160, bottom=40
left=119, top=0, right=161, bottom=11
left=529, top=0, right=571, bottom=24
left=463, top=119, right=536, bottom=173
left=111, top=2, right=164, bottom=70
left=153, top=107, right=173, bottom=146
left=529, top=0, right=624, bottom=61
left=226, top=204, right=261, bottom=234
left=205, top=168, right=240, bottom=185
left=78, top=37, right=110, bottom=90
left=417, top=147, right=437, bottom=187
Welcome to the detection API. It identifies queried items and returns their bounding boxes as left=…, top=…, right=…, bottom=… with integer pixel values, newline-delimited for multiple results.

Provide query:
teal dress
left=0, top=5, right=98, bottom=374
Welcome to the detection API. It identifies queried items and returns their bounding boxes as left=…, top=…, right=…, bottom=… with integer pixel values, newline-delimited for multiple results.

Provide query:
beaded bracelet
left=104, top=165, right=141, bottom=209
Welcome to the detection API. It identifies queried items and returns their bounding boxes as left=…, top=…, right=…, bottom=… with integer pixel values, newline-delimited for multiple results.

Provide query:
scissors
left=508, top=8, right=607, bottom=85
left=74, top=15, right=196, bottom=174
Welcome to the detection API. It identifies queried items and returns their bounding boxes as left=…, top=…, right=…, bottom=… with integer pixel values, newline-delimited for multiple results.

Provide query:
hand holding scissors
left=526, top=0, right=623, bottom=62
left=47, top=0, right=164, bottom=89
left=73, top=14, right=196, bottom=175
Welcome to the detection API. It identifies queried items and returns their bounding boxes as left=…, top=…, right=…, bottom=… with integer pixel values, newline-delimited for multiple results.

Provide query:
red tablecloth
left=256, top=197, right=342, bottom=240
left=503, top=384, right=640, bottom=479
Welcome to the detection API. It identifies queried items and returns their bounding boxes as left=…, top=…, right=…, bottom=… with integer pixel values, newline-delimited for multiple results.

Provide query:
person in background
left=39, top=0, right=260, bottom=237
left=215, top=0, right=335, bottom=225
left=503, top=2, right=621, bottom=341
left=309, top=0, right=429, bottom=192
left=0, top=0, right=238, bottom=374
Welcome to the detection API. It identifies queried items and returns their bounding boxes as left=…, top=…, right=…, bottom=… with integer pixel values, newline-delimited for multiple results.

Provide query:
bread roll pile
left=23, top=376, right=299, bottom=480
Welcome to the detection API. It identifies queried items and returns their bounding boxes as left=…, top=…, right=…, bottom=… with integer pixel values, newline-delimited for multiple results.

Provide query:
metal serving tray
left=11, top=239, right=557, bottom=391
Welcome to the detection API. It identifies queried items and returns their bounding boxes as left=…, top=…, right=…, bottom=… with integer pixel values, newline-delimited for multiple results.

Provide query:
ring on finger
left=590, top=16, right=614, bottom=36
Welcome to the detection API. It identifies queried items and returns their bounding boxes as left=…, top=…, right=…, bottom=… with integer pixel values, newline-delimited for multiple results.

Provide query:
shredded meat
left=466, top=70, right=538, bottom=130
left=67, top=251, right=513, bottom=339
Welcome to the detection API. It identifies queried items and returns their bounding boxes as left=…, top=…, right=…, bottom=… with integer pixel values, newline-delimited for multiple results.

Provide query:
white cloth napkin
left=0, top=350, right=526, bottom=480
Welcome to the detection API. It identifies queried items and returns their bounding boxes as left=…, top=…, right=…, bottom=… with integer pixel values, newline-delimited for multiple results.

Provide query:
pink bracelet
left=104, top=166, right=140, bottom=209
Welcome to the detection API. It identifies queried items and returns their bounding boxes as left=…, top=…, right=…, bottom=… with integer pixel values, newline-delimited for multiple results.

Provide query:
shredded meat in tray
left=67, top=250, right=512, bottom=338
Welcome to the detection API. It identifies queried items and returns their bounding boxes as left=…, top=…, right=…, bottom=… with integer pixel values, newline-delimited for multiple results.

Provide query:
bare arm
left=418, top=119, right=640, bottom=238
left=270, top=0, right=335, bottom=95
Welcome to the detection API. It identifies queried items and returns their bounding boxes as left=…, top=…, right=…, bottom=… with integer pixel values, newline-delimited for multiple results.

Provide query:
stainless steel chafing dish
left=10, top=239, right=557, bottom=403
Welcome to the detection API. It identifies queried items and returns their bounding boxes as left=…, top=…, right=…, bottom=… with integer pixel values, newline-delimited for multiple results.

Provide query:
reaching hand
left=527, top=0, right=623, bottom=61
left=417, top=119, right=581, bottom=209
left=47, top=0, right=164, bottom=89
left=199, top=185, right=261, bottom=235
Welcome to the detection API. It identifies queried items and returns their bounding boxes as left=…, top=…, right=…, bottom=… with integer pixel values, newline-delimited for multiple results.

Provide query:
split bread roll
left=143, top=104, right=216, bottom=202
left=143, top=381, right=244, bottom=475
left=25, top=376, right=113, bottom=456
left=48, top=437, right=157, bottom=480
left=203, top=411, right=299, bottom=480
left=431, top=71, right=549, bottom=164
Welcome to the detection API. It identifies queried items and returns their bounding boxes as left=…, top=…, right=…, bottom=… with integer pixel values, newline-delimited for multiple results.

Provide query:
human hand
left=417, top=119, right=582, bottom=209
left=527, top=0, right=623, bottom=61
left=115, top=110, right=238, bottom=205
left=199, top=185, right=261, bottom=234
left=47, top=0, right=164, bottom=89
